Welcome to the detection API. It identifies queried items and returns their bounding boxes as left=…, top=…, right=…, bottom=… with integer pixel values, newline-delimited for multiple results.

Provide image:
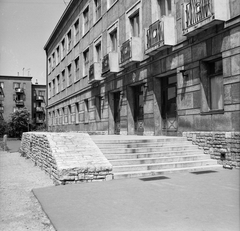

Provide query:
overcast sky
left=0, top=0, right=68, bottom=85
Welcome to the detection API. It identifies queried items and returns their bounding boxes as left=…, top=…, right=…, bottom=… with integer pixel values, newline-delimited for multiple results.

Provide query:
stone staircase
left=92, top=135, right=221, bottom=179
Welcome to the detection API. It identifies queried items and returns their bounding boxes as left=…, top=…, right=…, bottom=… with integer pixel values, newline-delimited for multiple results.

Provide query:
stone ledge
left=20, top=132, right=113, bottom=185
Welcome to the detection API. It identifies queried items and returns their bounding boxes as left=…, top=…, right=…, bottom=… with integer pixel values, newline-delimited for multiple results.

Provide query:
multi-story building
left=0, top=76, right=46, bottom=127
left=32, top=83, right=46, bottom=126
left=45, top=0, right=240, bottom=137
left=0, top=75, right=33, bottom=121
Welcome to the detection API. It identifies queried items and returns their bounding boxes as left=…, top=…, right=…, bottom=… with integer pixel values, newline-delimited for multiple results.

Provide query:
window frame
left=82, top=6, right=89, bottom=36
left=83, top=48, right=89, bottom=77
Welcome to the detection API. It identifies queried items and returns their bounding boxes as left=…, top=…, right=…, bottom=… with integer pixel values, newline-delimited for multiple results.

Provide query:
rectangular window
left=95, top=42, right=102, bottom=62
left=48, top=82, right=51, bottom=98
left=52, top=79, right=55, bottom=95
left=158, top=0, right=172, bottom=18
left=75, top=57, right=80, bottom=81
left=57, top=75, right=60, bottom=93
left=68, top=105, right=72, bottom=124
left=94, top=0, right=101, bottom=22
left=67, top=30, right=72, bottom=52
left=67, top=64, right=72, bottom=86
left=52, top=53, right=55, bottom=68
left=130, top=11, right=140, bottom=37
left=74, top=19, right=79, bottom=44
left=62, top=69, right=65, bottom=89
left=96, top=96, right=102, bottom=121
left=83, top=49, right=89, bottom=76
left=61, top=38, right=65, bottom=59
left=13, top=82, right=20, bottom=89
left=83, top=7, right=89, bottom=35
left=48, top=57, right=52, bottom=73
left=75, top=102, right=79, bottom=123
left=110, top=29, right=118, bottom=52
left=56, top=46, right=60, bottom=65
left=62, top=107, right=65, bottom=124
left=84, top=99, right=89, bottom=123
left=201, top=58, right=223, bottom=112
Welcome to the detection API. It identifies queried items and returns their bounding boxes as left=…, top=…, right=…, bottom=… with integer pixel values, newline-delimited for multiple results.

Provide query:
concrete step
left=113, top=164, right=222, bottom=180
left=104, top=149, right=204, bottom=160
left=99, top=145, right=200, bottom=154
left=95, top=141, right=192, bottom=148
left=110, top=154, right=210, bottom=166
left=112, top=159, right=217, bottom=173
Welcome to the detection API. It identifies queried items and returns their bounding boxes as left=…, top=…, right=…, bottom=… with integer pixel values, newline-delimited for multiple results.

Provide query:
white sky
left=0, top=0, right=68, bottom=85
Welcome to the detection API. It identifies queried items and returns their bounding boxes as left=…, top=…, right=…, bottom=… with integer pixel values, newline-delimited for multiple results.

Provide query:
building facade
left=32, top=83, right=46, bottom=126
left=45, top=0, right=240, bottom=137
left=0, top=76, right=46, bottom=127
left=0, top=75, right=33, bottom=121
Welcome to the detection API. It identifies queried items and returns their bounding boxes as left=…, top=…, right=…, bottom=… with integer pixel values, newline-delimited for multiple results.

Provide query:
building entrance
left=113, top=92, right=121, bottom=134
left=133, top=85, right=144, bottom=135
left=161, top=75, right=178, bottom=135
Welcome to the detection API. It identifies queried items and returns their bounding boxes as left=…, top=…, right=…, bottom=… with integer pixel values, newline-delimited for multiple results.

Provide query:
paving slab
left=33, top=168, right=240, bottom=231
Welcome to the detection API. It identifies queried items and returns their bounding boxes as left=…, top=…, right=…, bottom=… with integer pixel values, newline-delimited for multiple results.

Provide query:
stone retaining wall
left=183, top=132, right=240, bottom=168
left=20, top=132, right=113, bottom=185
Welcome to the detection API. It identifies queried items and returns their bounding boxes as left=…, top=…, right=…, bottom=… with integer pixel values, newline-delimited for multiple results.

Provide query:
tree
left=8, top=107, right=30, bottom=138
left=0, top=120, right=8, bottom=137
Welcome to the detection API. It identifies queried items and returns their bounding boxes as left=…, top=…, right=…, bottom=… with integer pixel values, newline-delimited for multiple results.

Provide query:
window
left=57, top=75, right=60, bottom=93
left=67, top=29, right=72, bottom=52
left=52, top=52, right=55, bottom=68
left=75, top=57, right=80, bottom=81
left=158, top=0, right=172, bottom=18
left=57, top=109, right=60, bottom=125
left=130, top=11, right=140, bottom=37
left=62, top=69, right=66, bottom=89
left=84, top=99, right=89, bottom=123
left=83, top=49, right=89, bottom=76
left=201, top=58, right=223, bottom=112
left=0, top=82, right=4, bottom=88
left=61, top=38, right=65, bottom=60
left=75, top=102, right=79, bottom=123
left=52, top=79, right=55, bottom=95
left=95, top=42, right=102, bottom=62
left=95, top=96, right=102, bottom=121
left=74, top=19, right=79, bottom=44
left=56, top=46, right=60, bottom=65
left=110, top=29, right=118, bottom=52
left=62, top=107, right=65, bottom=124
left=13, top=82, right=20, bottom=89
left=83, top=7, right=89, bottom=35
left=48, top=82, right=51, bottom=98
left=68, top=105, right=72, bottom=124
left=94, top=0, right=101, bottom=22
left=39, top=90, right=45, bottom=97
left=48, top=57, right=52, bottom=73
left=67, top=64, right=72, bottom=86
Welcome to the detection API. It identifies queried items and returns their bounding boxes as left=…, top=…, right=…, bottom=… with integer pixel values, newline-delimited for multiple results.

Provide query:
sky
left=0, top=0, right=69, bottom=85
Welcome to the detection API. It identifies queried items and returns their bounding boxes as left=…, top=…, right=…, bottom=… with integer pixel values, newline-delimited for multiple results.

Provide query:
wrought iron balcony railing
left=36, top=95, right=44, bottom=101
left=15, top=88, right=24, bottom=94
left=15, top=100, right=24, bottom=106
left=36, top=106, right=44, bottom=112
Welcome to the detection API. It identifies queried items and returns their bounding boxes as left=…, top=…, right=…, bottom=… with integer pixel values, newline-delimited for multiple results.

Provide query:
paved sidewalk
left=33, top=168, right=240, bottom=231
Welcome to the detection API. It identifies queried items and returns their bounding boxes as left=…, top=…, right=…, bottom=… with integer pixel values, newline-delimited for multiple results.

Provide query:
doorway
left=113, top=92, right=121, bottom=134
left=133, top=85, right=144, bottom=135
left=161, top=75, right=177, bottom=135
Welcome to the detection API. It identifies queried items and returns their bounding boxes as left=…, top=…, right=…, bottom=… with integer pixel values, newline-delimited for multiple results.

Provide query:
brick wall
left=20, top=132, right=113, bottom=185
left=183, top=132, right=240, bottom=168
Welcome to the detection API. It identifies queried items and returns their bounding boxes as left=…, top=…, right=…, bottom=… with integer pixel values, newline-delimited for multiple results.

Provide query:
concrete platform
left=33, top=168, right=240, bottom=231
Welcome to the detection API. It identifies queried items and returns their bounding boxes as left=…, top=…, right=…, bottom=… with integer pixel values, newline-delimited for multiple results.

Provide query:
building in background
left=32, top=81, right=46, bottom=127
left=44, top=0, right=240, bottom=136
left=0, top=76, right=46, bottom=126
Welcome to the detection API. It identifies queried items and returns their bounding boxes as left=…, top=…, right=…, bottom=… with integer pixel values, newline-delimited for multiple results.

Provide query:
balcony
left=120, top=37, right=142, bottom=68
left=145, top=17, right=175, bottom=56
left=36, top=95, right=44, bottom=101
left=15, top=88, right=24, bottom=94
left=182, top=0, right=229, bottom=36
left=89, top=62, right=103, bottom=84
left=0, top=106, right=4, bottom=113
left=36, top=107, right=44, bottom=113
left=15, top=100, right=24, bottom=106
left=102, top=52, right=120, bottom=77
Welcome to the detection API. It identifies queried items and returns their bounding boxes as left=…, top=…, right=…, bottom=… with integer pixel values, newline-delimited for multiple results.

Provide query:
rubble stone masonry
left=20, top=132, right=113, bottom=185
left=183, top=132, right=240, bottom=168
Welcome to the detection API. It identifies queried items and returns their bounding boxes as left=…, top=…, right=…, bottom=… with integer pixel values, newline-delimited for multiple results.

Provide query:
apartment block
left=44, top=0, right=240, bottom=137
